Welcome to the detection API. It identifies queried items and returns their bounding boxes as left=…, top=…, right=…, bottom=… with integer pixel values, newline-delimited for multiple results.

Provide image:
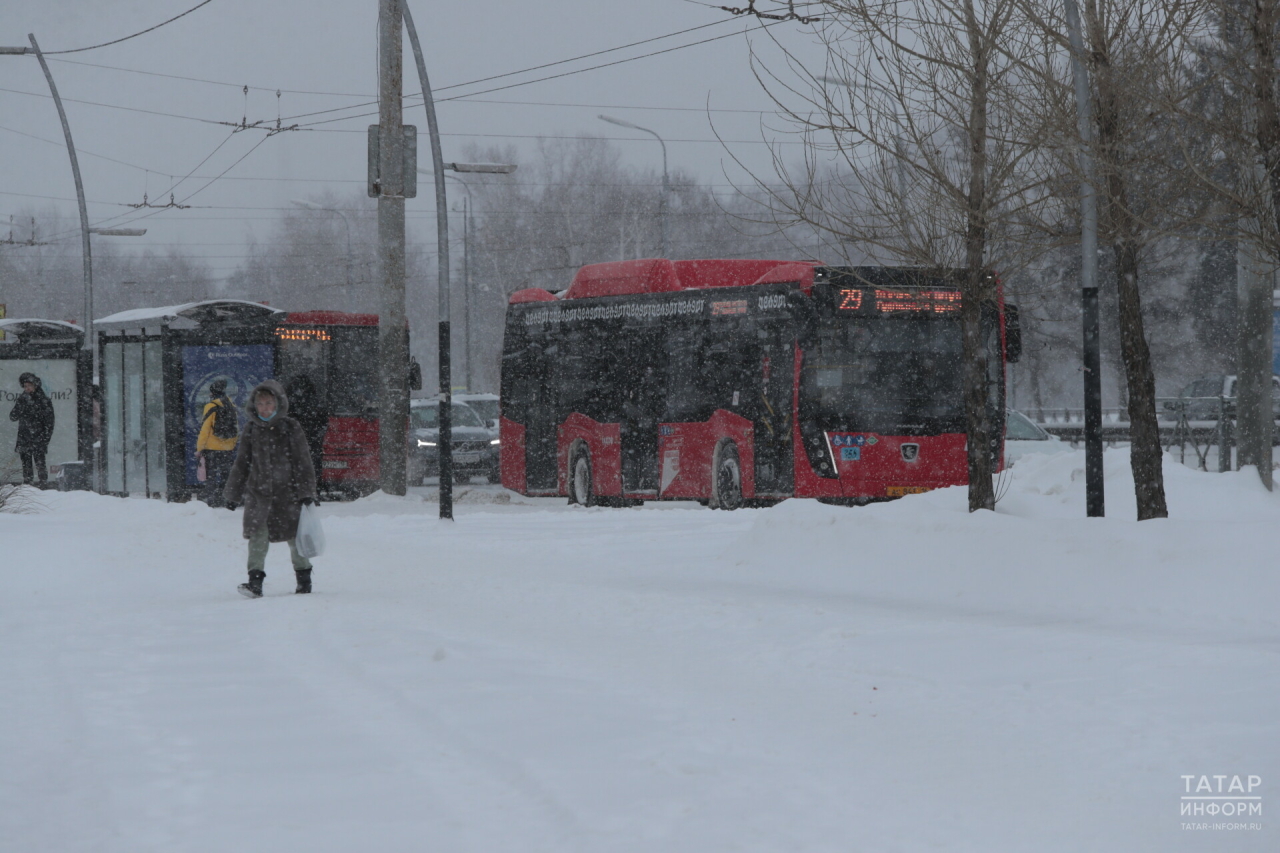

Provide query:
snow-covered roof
left=0, top=318, right=85, bottom=333
left=95, top=300, right=282, bottom=331
left=0, top=318, right=85, bottom=344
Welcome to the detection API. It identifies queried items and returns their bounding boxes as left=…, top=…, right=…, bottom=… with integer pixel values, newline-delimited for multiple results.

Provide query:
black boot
left=295, top=569, right=312, bottom=594
left=238, top=570, right=265, bottom=598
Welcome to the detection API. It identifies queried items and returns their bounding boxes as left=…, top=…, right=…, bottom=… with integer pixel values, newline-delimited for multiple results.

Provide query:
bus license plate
left=322, top=460, right=348, bottom=469
left=886, top=486, right=930, bottom=497
left=455, top=452, right=480, bottom=463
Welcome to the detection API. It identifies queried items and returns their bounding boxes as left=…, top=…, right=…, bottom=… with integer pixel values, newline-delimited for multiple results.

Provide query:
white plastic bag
left=295, top=503, right=326, bottom=558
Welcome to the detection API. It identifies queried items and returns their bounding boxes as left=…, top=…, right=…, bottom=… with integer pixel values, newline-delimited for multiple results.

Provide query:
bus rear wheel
left=711, top=442, right=743, bottom=511
left=569, top=447, right=595, bottom=507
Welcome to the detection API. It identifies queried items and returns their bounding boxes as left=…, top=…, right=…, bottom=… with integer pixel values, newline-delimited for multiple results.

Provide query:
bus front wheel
left=569, top=446, right=595, bottom=507
left=710, top=442, right=743, bottom=511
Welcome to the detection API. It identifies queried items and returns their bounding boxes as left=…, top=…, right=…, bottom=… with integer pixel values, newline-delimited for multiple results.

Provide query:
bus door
left=753, top=320, right=794, bottom=495
left=524, top=340, right=559, bottom=492
left=621, top=327, right=666, bottom=494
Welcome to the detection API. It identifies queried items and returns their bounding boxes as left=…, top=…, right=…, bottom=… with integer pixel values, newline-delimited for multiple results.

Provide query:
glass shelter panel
left=144, top=341, right=166, bottom=497
left=103, top=341, right=125, bottom=493
left=123, top=342, right=147, bottom=496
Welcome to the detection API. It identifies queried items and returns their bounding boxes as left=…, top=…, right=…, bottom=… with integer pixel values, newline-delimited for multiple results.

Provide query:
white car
left=454, top=392, right=500, bottom=429
left=1004, top=409, right=1065, bottom=465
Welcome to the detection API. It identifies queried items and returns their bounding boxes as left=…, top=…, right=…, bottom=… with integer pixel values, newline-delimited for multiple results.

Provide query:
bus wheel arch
left=568, top=441, right=595, bottom=507
left=710, top=440, right=744, bottom=511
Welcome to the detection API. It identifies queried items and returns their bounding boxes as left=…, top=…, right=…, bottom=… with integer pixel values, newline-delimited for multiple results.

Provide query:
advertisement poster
left=0, top=359, right=78, bottom=484
left=181, top=345, right=273, bottom=486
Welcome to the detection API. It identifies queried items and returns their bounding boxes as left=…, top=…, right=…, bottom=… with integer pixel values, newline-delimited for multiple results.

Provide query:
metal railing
left=1035, top=397, right=1251, bottom=472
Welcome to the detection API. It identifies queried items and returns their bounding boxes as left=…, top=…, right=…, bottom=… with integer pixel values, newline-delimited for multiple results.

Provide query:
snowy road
left=2, top=452, right=1276, bottom=852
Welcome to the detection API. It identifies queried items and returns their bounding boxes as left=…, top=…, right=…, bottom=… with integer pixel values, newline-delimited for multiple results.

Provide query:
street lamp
left=420, top=164, right=518, bottom=392
left=598, top=114, right=669, bottom=259
left=290, top=199, right=353, bottom=289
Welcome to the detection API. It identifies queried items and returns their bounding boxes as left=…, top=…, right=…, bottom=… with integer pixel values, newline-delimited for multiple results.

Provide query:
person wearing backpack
left=196, top=378, right=239, bottom=506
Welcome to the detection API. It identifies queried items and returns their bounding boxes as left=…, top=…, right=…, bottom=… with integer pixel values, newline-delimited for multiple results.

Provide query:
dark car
left=408, top=399, right=501, bottom=485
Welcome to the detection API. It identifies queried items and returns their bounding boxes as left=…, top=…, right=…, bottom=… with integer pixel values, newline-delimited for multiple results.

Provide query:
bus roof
left=508, top=259, right=822, bottom=304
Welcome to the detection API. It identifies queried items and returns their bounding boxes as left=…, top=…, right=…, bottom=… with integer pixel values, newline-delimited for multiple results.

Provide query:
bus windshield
left=800, top=314, right=965, bottom=433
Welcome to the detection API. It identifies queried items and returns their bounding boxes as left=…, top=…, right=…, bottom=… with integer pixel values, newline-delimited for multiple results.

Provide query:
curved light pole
left=291, top=199, right=353, bottom=289
left=598, top=114, right=669, bottom=259
left=426, top=167, right=516, bottom=391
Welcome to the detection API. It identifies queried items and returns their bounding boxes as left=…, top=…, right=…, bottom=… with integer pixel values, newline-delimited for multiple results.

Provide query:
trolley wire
left=39, top=1, right=217, bottom=55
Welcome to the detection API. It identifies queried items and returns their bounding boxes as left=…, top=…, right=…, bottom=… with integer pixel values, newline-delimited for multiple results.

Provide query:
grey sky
left=0, top=1, right=820, bottom=285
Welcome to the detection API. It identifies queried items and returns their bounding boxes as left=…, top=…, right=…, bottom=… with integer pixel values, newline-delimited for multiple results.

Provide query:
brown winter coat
left=223, top=380, right=317, bottom=542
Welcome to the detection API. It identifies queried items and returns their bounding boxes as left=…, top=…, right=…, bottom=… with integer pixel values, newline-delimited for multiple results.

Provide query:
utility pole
left=377, top=0, right=409, bottom=496
left=1063, top=0, right=1105, bottom=517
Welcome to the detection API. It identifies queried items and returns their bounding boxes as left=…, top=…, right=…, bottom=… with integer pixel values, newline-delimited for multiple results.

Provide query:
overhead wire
left=39, top=0, right=217, bottom=55
left=287, top=19, right=783, bottom=129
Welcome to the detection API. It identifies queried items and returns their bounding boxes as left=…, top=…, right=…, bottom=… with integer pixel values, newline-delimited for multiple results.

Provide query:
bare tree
left=739, top=0, right=1055, bottom=511
left=1173, top=0, right=1280, bottom=485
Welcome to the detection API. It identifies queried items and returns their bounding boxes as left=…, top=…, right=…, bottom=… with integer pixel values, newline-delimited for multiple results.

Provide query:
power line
left=47, top=57, right=369, bottom=98
left=289, top=20, right=780, bottom=130
left=41, top=0, right=218, bottom=55
left=42, top=17, right=737, bottom=121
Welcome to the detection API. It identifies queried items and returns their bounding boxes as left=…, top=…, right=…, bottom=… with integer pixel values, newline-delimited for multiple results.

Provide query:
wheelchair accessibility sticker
left=830, top=433, right=877, bottom=462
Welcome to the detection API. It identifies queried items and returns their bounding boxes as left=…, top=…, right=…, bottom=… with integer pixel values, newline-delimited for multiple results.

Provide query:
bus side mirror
left=408, top=358, right=423, bottom=391
left=1004, top=304, right=1022, bottom=364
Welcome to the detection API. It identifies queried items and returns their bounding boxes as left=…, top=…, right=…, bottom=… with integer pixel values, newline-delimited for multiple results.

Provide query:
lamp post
left=291, top=200, right=353, bottom=290
left=423, top=165, right=517, bottom=392
left=1063, top=0, right=1105, bottom=517
left=598, top=115, right=669, bottom=259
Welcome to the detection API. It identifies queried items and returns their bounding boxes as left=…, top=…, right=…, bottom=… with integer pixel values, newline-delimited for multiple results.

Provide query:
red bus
left=275, top=311, right=420, bottom=497
left=499, top=259, right=1020, bottom=508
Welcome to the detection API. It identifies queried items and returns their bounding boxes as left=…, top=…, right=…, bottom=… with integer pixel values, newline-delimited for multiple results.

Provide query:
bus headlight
left=490, top=439, right=500, bottom=445
left=417, top=440, right=437, bottom=447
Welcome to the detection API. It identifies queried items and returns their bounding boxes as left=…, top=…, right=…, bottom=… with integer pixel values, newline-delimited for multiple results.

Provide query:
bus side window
left=664, top=321, right=705, bottom=422
left=704, top=316, right=757, bottom=413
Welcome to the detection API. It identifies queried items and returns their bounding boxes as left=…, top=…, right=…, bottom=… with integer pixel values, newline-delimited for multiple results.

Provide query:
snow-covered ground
left=2, top=449, right=1276, bottom=852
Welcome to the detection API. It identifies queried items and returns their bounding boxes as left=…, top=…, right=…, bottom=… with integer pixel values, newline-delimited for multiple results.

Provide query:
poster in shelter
left=181, top=345, right=273, bottom=486
left=0, top=359, right=78, bottom=484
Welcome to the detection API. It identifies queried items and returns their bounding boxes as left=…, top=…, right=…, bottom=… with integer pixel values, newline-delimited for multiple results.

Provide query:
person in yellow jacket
left=196, top=379, right=239, bottom=506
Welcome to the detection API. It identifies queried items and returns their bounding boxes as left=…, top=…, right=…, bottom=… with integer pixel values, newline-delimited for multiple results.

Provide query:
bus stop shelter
left=95, top=300, right=282, bottom=500
left=0, top=319, right=91, bottom=486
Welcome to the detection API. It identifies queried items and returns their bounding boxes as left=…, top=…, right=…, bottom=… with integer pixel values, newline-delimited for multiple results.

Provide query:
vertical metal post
left=377, top=0, right=409, bottom=495
left=403, top=1, right=453, bottom=519
left=464, top=194, right=472, bottom=391
left=29, top=34, right=98, bottom=476
left=1063, top=0, right=1105, bottom=517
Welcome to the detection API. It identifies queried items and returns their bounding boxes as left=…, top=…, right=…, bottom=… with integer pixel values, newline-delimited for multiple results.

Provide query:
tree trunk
left=1088, top=1, right=1168, bottom=520
left=963, top=0, right=995, bottom=512
left=1242, top=0, right=1278, bottom=488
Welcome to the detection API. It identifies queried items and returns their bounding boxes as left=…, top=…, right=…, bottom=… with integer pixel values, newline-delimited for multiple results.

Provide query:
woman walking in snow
left=223, top=380, right=318, bottom=598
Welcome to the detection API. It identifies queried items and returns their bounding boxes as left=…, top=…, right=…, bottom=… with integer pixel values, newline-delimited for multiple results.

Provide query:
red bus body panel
left=322, top=416, right=379, bottom=484
left=499, top=417, right=527, bottom=493
left=558, top=414, right=623, bottom=497
left=656, top=411, right=755, bottom=498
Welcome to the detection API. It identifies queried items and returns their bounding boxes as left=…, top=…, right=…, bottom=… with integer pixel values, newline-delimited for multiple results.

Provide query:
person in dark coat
left=9, top=372, right=55, bottom=487
left=285, top=374, right=328, bottom=485
left=223, top=380, right=318, bottom=598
